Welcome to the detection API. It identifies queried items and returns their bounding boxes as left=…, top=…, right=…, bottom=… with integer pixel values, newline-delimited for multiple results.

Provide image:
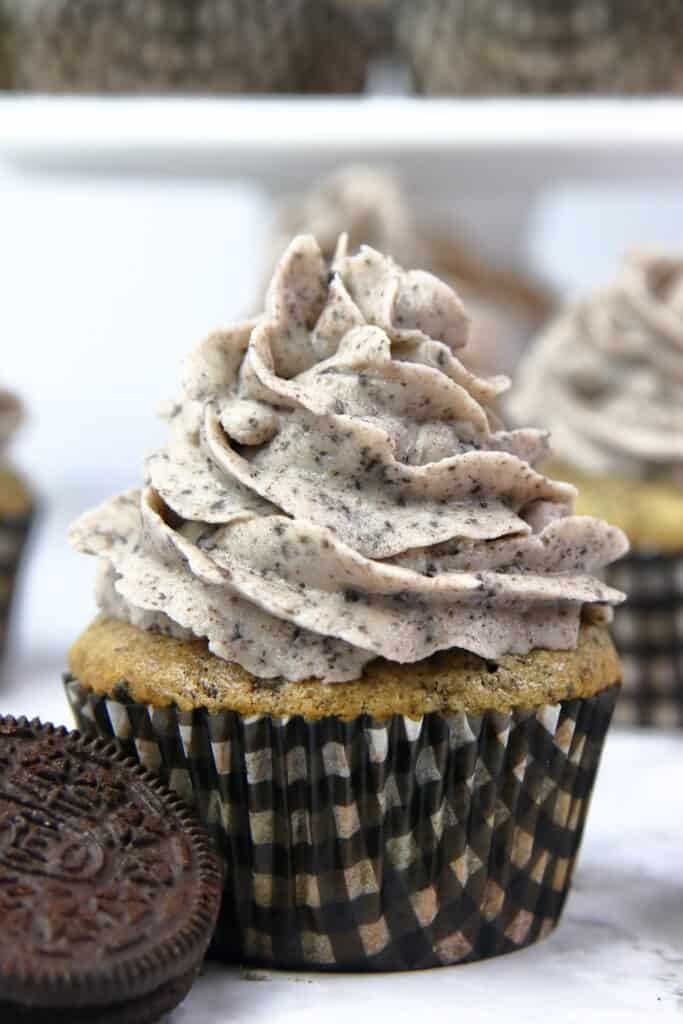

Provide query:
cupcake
left=4, top=0, right=370, bottom=94
left=65, top=235, right=627, bottom=970
left=266, top=166, right=554, bottom=379
left=331, top=0, right=395, bottom=55
left=0, top=389, right=33, bottom=674
left=395, top=0, right=683, bottom=96
left=0, top=5, right=10, bottom=89
left=510, top=251, right=683, bottom=727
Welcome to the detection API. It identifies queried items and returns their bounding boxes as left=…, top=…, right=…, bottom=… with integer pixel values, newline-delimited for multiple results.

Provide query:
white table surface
left=2, top=104, right=683, bottom=1022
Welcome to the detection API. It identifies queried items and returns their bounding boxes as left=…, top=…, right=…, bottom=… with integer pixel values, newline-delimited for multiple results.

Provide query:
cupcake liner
left=605, top=551, right=683, bottom=728
left=0, top=9, right=10, bottom=90
left=331, top=1, right=395, bottom=55
left=395, top=0, right=681, bottom=96
left=4, top=0, right=369, bottom=95
left=64, top=674, right=619, bottom=971
left=0, top=508, right=33, bottom=672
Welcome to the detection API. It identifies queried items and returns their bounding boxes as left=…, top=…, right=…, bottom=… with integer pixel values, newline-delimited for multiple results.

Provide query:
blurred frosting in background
left=0, top=0, right=373, bottom=94
left=396, top=0, right=683, bottom=95
left=0, top=389, right=22, bottom=458
left=510, top=251, right=683, bottom=485
left=267, top=165, right=554, bottom=378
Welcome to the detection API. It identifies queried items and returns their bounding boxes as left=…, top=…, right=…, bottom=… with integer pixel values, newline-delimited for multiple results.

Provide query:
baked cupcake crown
left=70, top=236, right=628, bottom=683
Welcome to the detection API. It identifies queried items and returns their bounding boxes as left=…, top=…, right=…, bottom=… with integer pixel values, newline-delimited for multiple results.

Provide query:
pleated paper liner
left=0, top=508, right=33, bottom=674
left=64, top=674, right=619, bottom=971
left=4, top=0, right=370, bottom=94
left=395, top=0, right=683, bottom=96
left=606, top=551, right=683, bottom=728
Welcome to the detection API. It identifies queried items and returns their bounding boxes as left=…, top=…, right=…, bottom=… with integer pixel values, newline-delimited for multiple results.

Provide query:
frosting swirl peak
left=70, top=236, right=627, bottom=683
left=510, top=251, right=683, bottom=484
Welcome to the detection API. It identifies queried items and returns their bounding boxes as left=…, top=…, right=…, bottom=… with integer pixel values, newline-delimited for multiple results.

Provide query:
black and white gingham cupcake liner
left=64, top=674, right=619, bottom=971
left=3, top=0, right=370, bottom=94
left=396, top=0, right=683, bottom=96
left=606, top=551, right=683, bottom=728
left=0, top=8, right=10, bottom=90
left=396, top=0, right=625, bottom=96
left=0, top=509, right=33, bottom=673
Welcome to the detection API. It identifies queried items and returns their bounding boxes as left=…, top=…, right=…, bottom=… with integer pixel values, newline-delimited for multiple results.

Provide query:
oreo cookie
left=0, top=717, right=222, bottom=1023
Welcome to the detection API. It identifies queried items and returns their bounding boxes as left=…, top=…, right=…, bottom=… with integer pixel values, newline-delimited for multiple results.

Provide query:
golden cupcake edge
left=69, top=614, right=621, bottom=721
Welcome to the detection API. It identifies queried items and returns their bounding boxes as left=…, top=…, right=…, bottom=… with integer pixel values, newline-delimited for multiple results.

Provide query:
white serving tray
left=4, top=94, right=683, bottom=265
left=2, top=95, right=683, bottom=192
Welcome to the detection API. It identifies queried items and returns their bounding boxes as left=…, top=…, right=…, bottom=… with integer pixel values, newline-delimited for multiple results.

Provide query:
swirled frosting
left=268, top=166, right=552, bottom=379
left=511, top=251, right=683, bottom=485
left=0, top=389, right=22, bottom=458
left=70, top=236, right=627, bottom=683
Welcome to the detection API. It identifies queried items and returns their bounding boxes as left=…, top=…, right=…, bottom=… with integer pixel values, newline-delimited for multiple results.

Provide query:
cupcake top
left=70, top=236, right=627, bottom=684
left=268, top=166, right=553, bottom=379
left=510, top=251, right=683, bottom=486
left=0, top=389, right=22, bottom=458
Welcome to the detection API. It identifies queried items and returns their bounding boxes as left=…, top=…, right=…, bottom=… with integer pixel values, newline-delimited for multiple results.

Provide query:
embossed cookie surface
left=0, top=717, right=222, bottom=1022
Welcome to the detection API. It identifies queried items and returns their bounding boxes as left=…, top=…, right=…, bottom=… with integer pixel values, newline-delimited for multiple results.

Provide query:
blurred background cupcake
left=0, top=3, right=9, bottom=89
left=510, top=251, right=683, bottom=727
left=331, top=0, right=395, bottom=56
left=0, top=388, right=34, bottom=678
left=266, top=165, right=554, bottom=378
left=395, top=0, right=683, bottom=96
left=1, top=0, right=372, bottom=94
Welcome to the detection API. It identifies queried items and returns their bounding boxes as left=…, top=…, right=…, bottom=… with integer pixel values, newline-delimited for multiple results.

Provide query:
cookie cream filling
left=511, top=251, right=683, bottom=485
left=71, top=236, right=627, bottom=683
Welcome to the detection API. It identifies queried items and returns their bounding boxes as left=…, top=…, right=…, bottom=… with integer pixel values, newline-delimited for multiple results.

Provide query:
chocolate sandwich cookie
left=0, top=717, right=222, bottom=1023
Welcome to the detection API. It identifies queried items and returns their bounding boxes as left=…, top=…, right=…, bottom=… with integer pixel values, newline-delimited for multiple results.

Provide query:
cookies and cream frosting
left=511, top=251, right=683, bottom=485
left=268, top=166, right=552, bottom=381
left=70, top=236, right=627, bottom=683
left=0, top=389, right=22, bottom=458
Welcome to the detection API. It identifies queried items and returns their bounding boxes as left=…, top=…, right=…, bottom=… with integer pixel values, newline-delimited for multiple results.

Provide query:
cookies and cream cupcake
left=511, top=251, right=683, bottom=726
left=66, top=235, right=627, bottom=970
left=0, top=388, right=34, bottom=675
left=267, top=166, right=554, bottom=379
left=396, top=0, right=683, bottom=96
left=396, top=0, right=623, bottom=95
left=331, top=0, right=394, bottom=55
left=0, top=5, right=10, bottom=89
left=4, top=0, right=370, bottom=94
